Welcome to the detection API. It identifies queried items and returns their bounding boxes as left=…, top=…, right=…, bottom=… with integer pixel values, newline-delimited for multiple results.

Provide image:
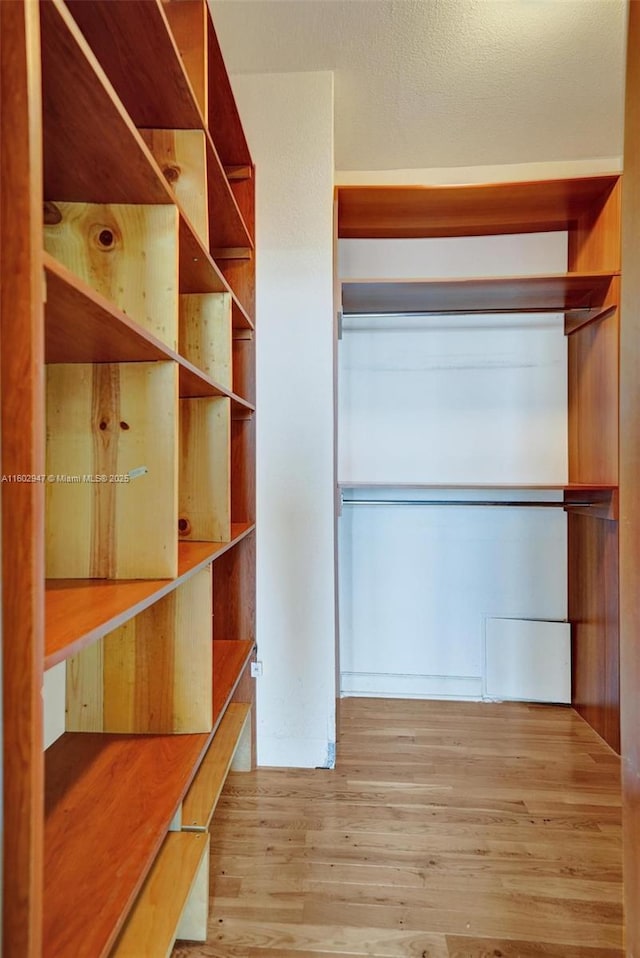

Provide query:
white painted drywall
left=338, top=231, right=569, bottom=699
left=485, top=618, right=571, bottom=703
left=230, top=72, right=337, bottom=767
left=44, top=662, right=65, bottom=749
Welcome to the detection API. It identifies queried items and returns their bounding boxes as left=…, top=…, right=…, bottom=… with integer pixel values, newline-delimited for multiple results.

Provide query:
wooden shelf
left=41, top=0, right=171, bottom=205
left=213, top=640, right=255, bottom=722
left=206, top=13, right=252, bottom=167
left=112, top=831, right=208, bottom=957
left=65, top=0, right=253, bottom=251
left=341, top=272, right=619, bottom=318
left=339, top=482, right=619, bottom=490
left=65, top=0, right=204, bottom=130
left=179, top=215, right=254, bottom=328
left=337, top=175, right=620, bottom=239
left=45, top=524, right=255, bottom=669
left=44, top=254, right=254, bottom=415
left=182, top=702, right=251, bottom=830
left=44, top=729, right=210, bottom=958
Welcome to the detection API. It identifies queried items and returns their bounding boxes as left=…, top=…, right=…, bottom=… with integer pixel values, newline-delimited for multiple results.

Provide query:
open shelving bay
left=2, top=0, right=257, bottom=955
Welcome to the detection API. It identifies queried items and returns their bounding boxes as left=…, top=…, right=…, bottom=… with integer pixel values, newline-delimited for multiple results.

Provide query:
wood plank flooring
left=173, top=698, right=623, bottom=958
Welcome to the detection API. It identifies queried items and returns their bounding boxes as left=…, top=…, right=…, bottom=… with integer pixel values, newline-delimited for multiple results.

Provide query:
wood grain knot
left=43, top=201, right=62, bottom=225
left=163, top=165, right=181, bottom=184
left=119, top=421, right=130, bottom=431
left=99, top=421, right=108, bottom=431
left=178, top=517, right=190, bottom=535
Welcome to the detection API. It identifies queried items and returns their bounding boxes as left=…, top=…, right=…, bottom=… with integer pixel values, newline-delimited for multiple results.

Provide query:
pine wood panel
left=45, top=523, right=255, bottom=668
left=621, top=2, right=640, bottom=951
left=163, top=0, right=208, bottom=120
left=44, top=730, right=211, bottom=958
left=142, top=130, right=209, bottom=249
left=336, top=176, right=620, bottom=239
left=67, top=567, right=213, bottom=733
left=568, top=513, right=620, bottom=753
left=1, top=2, right=45, bottom=953
left=182, top=703, right=251, bottom=829
left=180, top=397, right=231, bottom=541
left=114, top=832, right=208, bottom=957
left=172, top=699, right=623, bottom=958
left=46, top=361, right=178, bottom=579
left=65, top=0, right=204, bottom=129
left=44, top=201, right=179, bottom=350
left=41, top=0, right=172, bottom=205
left=341, top=272, right=618, bottom=317
left=180, top=293, right=232, bottom=388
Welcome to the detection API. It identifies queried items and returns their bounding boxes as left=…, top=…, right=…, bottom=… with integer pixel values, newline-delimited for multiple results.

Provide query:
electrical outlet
left=250, top=660, right=263, bottom=678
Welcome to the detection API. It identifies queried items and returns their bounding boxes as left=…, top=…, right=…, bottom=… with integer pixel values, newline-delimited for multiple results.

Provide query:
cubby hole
left=179, top=396, right=231, bottom=542
left=45, top=361, right=178, bottom=579
left=66, top=566, right=213, bottom=734
left=179, top=291, right=232, bottom=388
left=141, top=129, right=209, bottom=249
left=44, top=201, right=179, bottom=349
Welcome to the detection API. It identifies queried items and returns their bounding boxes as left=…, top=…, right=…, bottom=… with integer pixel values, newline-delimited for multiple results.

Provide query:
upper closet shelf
left=64, top=0, right=253, bottom=250
left=341, top=272, right=618, bottom=324
left=337, top=175, right=620, bottom=239
left=41, top=0, right=173, bottom=205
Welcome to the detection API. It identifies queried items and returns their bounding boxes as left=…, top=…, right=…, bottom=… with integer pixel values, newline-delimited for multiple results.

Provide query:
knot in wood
left=178, top=517, right=191, bottom=535
left=43, top=202, right=62, bottom=225
left=163, top=165, right=181, bottom=184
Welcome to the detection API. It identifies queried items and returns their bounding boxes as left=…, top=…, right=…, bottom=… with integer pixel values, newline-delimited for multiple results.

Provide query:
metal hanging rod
left=342, top=499, right=594, bottom=508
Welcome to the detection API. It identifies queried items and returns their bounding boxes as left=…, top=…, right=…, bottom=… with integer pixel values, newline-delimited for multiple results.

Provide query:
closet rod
left=342, top=499, right=595, bottom=508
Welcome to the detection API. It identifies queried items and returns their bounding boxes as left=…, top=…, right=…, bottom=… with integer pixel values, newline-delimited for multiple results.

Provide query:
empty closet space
left=336, top=177, right=620, bottom=752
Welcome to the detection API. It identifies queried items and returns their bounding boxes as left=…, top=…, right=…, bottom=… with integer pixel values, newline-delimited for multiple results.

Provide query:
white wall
left=338, top=231, right=569, bottom=699
left=231, top=72, right=337, bottom=767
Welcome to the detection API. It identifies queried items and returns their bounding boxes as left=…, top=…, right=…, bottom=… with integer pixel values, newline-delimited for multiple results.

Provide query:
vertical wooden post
left=621, top=2, right=640, bottom=952
left=0, top=1, right=45, bottom=953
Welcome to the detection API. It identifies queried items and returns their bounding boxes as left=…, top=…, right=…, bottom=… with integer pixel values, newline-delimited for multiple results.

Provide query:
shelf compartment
left=180, top=292, right=232, bottom=389
left=141, top=129, right=209, bottom=250
left=65, top=0, right=204, bottom=129
left=44, top=729, right=210, bottom=958
left=41, top=0, right=172, bottom=205
left=65, top=0, right=253, bottom=250
left=213, top=534, right=256, bottom=645
left=204, top=128, right=254, bottom=251
left=213, top=640, right=256, bottom=722
left=112, top=831, right=209, bottom=956
left=66, top=567, right=213, bottom=734
left=341, top=272, right=619, bottom=318
left=44, top=255, right=254, bottom=416
left=46, top=361, right=178, bottom=580
left=163, top=0, right=209, bottom=121
left=179, top=214, right=254, bottom=328
left=337, top=175, right=621, bottom=239
left=206, top=12, right=252, bottom=168
left=179, top=397, right=231, bottom=542
left=45, top=523, right=255, bottom=669
left=182, top=702, right=251, bottom=830
left=44, top=202, right=179, bottom=350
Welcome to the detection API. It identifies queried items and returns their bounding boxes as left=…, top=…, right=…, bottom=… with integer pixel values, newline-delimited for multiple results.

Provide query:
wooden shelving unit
left=336, top=174, right=621, bottom=749
left=2, top=0, right=257, bottom=954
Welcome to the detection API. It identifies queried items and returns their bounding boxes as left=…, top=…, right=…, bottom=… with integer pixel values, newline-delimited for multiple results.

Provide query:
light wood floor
left=173, top=698, right=624, bottom=958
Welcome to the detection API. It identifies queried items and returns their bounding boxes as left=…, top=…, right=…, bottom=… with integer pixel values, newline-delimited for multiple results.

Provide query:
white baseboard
left=340, top=671, right=483, bottom=699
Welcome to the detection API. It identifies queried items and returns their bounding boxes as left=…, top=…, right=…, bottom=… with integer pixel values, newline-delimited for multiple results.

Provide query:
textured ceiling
left=210, top=0, right=627, bottom=172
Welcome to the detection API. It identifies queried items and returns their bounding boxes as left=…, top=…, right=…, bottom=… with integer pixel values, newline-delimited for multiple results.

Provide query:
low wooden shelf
left=182, top=702, right=251, bottom=829
left=341, top=272, right=618, bottom=319
left=112, top=832, right=208, bottom=958
left=44, top=730, right=210, bottom=958
left=45, top=523, right=255, bottom=668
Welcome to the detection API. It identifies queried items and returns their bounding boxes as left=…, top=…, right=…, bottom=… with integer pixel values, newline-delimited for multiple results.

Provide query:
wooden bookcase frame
left=1, top=1, right=256, bottom=954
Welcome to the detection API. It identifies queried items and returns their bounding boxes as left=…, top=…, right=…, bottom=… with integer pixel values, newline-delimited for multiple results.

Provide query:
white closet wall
left=338, top=232, right=570, bottom=700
